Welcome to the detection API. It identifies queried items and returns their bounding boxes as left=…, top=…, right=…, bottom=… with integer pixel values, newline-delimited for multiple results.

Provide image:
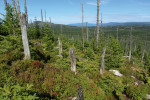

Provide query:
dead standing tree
left=20, top=14, right=31, bottom=59
left=96, top=0, right=100, bottom=48
left=12, top=0, right=17, bottom=14
left=129, top=27, right=132, bottom=62
left=69, top=48, right=76, bottom=73
left=100, top=48, right=106, bottom=74
left=41, top=9, right=43, bottom=26
left=58, top=37, right=63, bottom=57
left=82, top=3, right=84, bottom=49
left=24, top=0, right=28, bottom=25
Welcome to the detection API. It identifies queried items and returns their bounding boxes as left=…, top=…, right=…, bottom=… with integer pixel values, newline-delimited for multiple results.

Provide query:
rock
left=147, top=94, right=150, bottom=100
left=72, top=97, right=77, bottom=100
left=131, top=76, right=135, bottom=79
left=109, top=70, right=123, bottom=77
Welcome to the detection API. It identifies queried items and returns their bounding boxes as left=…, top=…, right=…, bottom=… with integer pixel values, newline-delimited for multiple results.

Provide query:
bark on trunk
left=20, top=13, right=31, bottom=59
left=24, top=0, right=28, bottom=25
left=58, top=37, right=63, bottom=57
left=100, top=48, right=106, bottom=74
left=12, top=0, right=17, bottom=14
left=69, top=48, right=76, bottom=72
left=41, top=9, right=43, bottom=26
left=86, top=22, right=88, bottom=41
left=82, top=3, right=84, bottom=49
left=129, top=27, right=132, bottom=62
left=96, top=0, right=100, bottom=48
left=16, top=0, right=20, bottom=14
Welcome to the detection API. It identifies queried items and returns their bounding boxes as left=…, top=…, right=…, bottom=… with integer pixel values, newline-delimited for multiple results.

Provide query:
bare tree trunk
left=4, top=0, right=8, bottom=9
left=69, top=48, right=76, bottom=73
left=41, top=9, right=43, bottom=26
left=16, top=0, right=20, bottom=14
left=129, top=27, right=132, bottom=62
left=86, top=22, right=88, bottom=41
left=12, top=0, right=17, bottom=14
left=20, top=13, right=31, bottom=59
left=96, top=0, right=100, bottom=48
left=100, top=48, right=106, bottom=74
left=82, top=3, right=84, bottom=49
left=58, top=37, right=63, bottom=57
left=24, top=0, right=28, bottom=25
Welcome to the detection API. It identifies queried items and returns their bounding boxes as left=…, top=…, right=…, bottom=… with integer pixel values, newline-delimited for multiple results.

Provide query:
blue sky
left=0, top=0, right=150, bottom=24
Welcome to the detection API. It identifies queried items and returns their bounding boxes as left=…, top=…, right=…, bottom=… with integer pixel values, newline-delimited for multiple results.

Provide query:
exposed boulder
left=109, top=70, right=123, bottom=77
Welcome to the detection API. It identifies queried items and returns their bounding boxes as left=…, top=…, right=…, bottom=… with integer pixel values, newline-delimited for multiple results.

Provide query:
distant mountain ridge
left=68, top=22, right=150, bottom=26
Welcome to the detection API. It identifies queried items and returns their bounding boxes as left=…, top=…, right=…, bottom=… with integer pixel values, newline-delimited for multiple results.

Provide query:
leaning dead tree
left=86, top=22, right=88, bottom=41
left=20, top=14, right=31, bottom=59
left=69, top=48, right=76, bottom=73
left=100, top=48, right=106, bottom=74
left=129, top=27, right=132, bottom=62
left=82, top=3, right=84, bottom=49
left=96, top=0, right=100, bottom=48
left=24, top=0, right=28, bottom=25
left=41, top=9, right=43, bottom=26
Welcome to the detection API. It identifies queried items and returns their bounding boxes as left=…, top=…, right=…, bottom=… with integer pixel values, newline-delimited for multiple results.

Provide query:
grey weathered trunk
left=96, top=0, right=100, bottom=48
left=78, top=84, right=84, bottom=100
left=12, top=0, right=17, bottom=14
left=20, top=14, right=31, bottom=59
left=41, top=9, right=43, bottom=26
left=69, top=48, right=76, bottom=72
left=100, top=48, right=106, bottom=74
left=4, top=0, right=8, bottom=9
left=16, top=0, right=20, bottom=14
left=86, top=22, right=88, bottom=41
left=82, top=3, right=84, bottom=49
left=58, top=37, right=63, bottom=57
left=129, top=27, right=132, bottom=62
left=24, top=0, right=28, bottom=25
